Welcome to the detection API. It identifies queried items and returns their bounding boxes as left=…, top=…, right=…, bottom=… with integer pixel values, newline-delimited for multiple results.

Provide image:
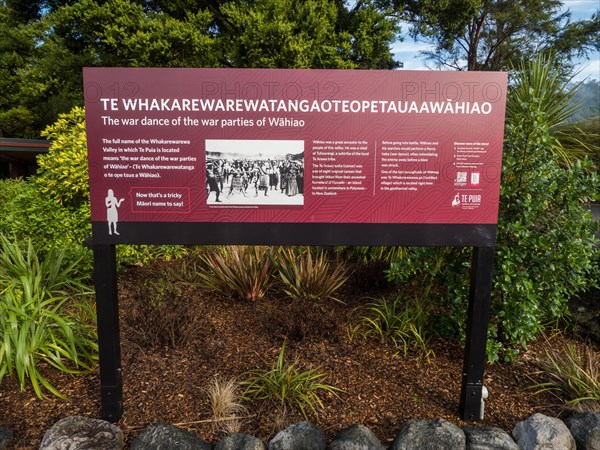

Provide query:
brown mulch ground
left=0, top=258, right=588, bottom=449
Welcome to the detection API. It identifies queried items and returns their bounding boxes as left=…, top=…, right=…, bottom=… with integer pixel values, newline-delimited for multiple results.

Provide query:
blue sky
left=393, top=0, right=600, bottom=81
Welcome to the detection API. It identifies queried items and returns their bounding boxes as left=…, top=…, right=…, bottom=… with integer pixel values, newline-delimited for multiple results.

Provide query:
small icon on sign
left=456, top=172, right=467, bottom=183
left=470, top=172, right=480, bottom=186
left=452, top=193, right=461, bottom=207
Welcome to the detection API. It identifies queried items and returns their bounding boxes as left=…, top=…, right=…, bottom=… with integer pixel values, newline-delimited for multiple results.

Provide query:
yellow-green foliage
left=0, top=108, right=94, bottom=276
left=37, top=107, right=89, bottom=206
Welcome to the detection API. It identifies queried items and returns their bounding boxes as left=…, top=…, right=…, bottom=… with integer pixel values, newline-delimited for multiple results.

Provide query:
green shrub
left=0, top=235, right=97, bottom=398
left=241, top=341, right=341, bottom=418
left=36, top=106, right=89, bottom=207
left=490, top=56, right=599, bottom=360
left=272, top=247, right=349, bottom=301
left=0, top=108, right=92, bottom=277
left=197, top=245, right=275, bottom=301
left=0, top=178, right=93, bottom=279
left=386, top=55, right=599, bottom=362
left=0, top=178, right=28, bottom=240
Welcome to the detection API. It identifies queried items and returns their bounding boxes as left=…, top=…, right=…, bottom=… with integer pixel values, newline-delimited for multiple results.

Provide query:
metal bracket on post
left=459, top=246, right=495, bottom=421
left=93, top=244, right=123, bottom=422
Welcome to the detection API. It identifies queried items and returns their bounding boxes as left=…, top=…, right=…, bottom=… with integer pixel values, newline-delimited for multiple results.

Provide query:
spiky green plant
left=0, top=235, right=97, bottom=398
left=241, top=341, right=342, bottom=418
left=357, top=295, right=433, bottom=361
left=272, top=247, right=349, bottom=301
left=532, top=341, right=600, bottom=412
left=507, top=54, right=592, bottom=167
left=198, top=245, right=275, bottom=301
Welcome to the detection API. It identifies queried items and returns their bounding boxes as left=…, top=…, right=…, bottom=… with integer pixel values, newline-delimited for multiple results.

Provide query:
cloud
left=562, top=0, right=600, bottom=17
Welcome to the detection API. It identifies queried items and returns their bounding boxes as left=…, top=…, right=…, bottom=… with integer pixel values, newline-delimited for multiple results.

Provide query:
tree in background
left=340, top=0, right=402, bottom=69
left=0, top=0, right=400, bottom=138
left=219, top=0, right=356, bottom=69
left=0, top=4, right=38, bottom=136
left=0, top=0, right=219, bottom=137
left=219, top=0, right=399, bottom=69
left=384, top=0, right=599, bottom=71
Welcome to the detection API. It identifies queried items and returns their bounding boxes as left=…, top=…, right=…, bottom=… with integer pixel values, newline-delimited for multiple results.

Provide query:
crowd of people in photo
left=206, top=158, right=304, bottom=202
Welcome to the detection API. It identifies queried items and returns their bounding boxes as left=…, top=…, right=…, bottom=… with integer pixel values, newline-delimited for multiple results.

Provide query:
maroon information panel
left=84, top=68, right=507, bottom=246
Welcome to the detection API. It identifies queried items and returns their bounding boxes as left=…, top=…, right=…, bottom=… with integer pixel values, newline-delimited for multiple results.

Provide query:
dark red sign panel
left=84, top=68, right=507, bottom=241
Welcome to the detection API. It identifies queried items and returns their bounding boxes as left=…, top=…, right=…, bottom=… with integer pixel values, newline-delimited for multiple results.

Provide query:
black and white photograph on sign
left=206, top=139, right=304, bottom=206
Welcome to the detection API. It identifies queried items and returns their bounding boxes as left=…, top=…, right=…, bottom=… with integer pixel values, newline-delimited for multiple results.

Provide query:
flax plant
left=272, top=247, right=349, bottom=302
left=0, top=235, right=97, bottom=398
left=198, top=245, right=275, bottom=301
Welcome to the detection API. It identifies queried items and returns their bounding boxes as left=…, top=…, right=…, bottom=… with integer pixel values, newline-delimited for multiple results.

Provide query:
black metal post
left=92, top=244, right=123, bottom=422
left=459, top=245, right=495, bottom=421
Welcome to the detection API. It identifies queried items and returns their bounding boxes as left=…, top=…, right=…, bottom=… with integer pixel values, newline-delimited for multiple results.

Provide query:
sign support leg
left=93, top=244, right=123, bottom=422
left=459, top=245, right=495, bottom=421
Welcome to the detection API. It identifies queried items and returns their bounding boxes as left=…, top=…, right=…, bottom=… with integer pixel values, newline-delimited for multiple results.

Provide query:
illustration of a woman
left=105, top=189, right=124, bottom=235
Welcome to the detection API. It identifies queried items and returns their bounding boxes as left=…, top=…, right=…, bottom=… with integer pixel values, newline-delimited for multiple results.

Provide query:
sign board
left=85, top=68, right=508, bottom=423
left=84, top=68, right=507, bottom=246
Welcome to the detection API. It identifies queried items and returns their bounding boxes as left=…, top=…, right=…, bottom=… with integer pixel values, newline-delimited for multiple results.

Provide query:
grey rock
left=566, top=412, right=600, bottom=450
left=463, top=426, right=518, bottom=450
left=130, top=423, right=212, bottom=450
left=328, top=424, right=384, bottom=450
left=39, top=415, right=124, bottom=450
left=390, top=419, right=466, bottom=450
left=512, top=413, right=575, bottom=450
left=268, top=422, right=326, bottom=450
left=215, top=433, right=265, bottom=450
left=0, top=427, right=13, bottom=450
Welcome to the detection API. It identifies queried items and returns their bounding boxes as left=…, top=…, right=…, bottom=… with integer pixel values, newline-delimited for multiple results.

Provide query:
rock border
left=13, top=412, right=599, bottom=450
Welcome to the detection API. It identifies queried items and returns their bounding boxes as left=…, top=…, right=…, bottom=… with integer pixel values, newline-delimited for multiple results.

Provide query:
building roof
left=0, top=138, right=49, bottom=164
